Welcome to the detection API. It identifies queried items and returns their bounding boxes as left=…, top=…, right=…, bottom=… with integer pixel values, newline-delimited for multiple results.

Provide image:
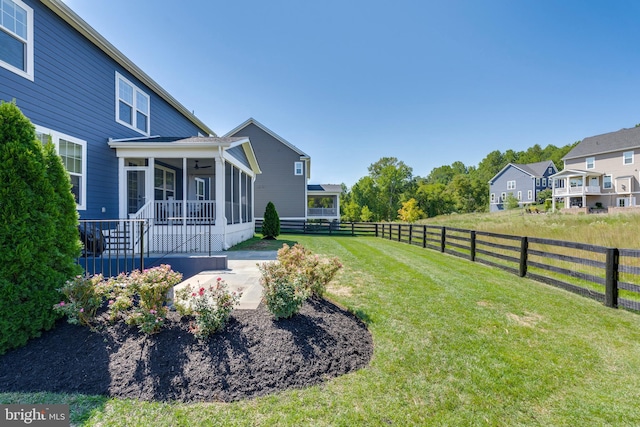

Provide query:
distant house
left=1, top=0, right=260, bottom=252
left=551, top=127, right=640, bottom=212
left=489, top=161, right=557, bottom=212
left=225, top=118, right=340, bottom=222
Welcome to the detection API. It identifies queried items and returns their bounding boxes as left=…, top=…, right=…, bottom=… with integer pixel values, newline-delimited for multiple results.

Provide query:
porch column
left=214, top=156, right=225, bottom=226
left=552, top=177, right=556, bottom=212
left=183, top=158, right=187, bottom=241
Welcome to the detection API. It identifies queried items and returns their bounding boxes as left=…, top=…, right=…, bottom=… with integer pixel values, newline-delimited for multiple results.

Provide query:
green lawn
left=4, top=235, right=640, bottom=426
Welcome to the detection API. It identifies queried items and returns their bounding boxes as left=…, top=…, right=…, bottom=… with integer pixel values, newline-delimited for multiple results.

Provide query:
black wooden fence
left=258, top=220, right=640, bottom=312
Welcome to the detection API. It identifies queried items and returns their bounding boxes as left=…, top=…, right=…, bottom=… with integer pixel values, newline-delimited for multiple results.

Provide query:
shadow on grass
left=228, top=235, right=298, bottom=251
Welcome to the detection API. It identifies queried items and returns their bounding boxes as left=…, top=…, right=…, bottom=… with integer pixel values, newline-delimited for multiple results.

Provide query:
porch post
left=183, top=157, right=187, bottom=242
left=214, top=156, right=226, bottom=227
left=551, top=176, right=556, bottom=212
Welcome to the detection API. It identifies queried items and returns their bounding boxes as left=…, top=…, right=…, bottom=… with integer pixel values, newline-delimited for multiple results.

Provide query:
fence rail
left=259, top=220, right=640, bottom=312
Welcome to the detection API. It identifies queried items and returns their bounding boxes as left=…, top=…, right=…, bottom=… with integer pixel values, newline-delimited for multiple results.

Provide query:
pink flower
left=79, top=308, right=84, bottom=313
left=199, top=287, right=205, bottom=296
left=108, top=300, right=114, bottom=305
left=59, top=301, right=65, bottom=306
left=150, top=309, right=157, bottom=315
left=217, top=277, right=222, bottom=282
left=191, top=292, right=196, bottom=297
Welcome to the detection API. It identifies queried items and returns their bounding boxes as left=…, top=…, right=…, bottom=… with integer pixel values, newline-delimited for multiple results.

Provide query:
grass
left=421, top=209, right=640, bottom=249
left=4, top=235, right=640, bottom=425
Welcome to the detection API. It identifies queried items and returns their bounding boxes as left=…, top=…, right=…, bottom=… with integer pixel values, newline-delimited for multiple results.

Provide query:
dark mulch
left=0, top=297, right=373, bottom=403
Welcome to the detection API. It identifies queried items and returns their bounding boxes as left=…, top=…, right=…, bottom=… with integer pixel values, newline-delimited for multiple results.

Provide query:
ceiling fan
left=194, top=160, right=212, bottom=170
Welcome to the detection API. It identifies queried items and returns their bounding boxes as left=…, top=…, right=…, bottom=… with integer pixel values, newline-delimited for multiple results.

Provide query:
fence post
left=440, top=227, right=446, bottom=252
left=398, top=224, right=402, bottom=242
left=375, top=223, right=379, bottom=238
left=351, top=222, right=355, bottom=236
left=605, top=248, right=619, bottom=308
left=139, top=220, right=145, bottom=271
left=423, top=225, right=427, bottom=248
left=519, top=237, right=528, bottom=277
left=409, top=224, right=413, bottom=245
left=470, top=231, right=476, bottom=262
left=389, top=224, right=392, bottom=240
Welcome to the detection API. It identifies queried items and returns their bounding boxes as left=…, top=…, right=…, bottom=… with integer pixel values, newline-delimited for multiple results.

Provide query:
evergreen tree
left=262, top=201, right=280, bottom=239
left=0, top=102, right=79, bottom=353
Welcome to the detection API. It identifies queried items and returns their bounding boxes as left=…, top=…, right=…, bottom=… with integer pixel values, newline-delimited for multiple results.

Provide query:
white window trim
left=0, top=0, right=34, bottom=80
left=603, top=174, right=612, bottom=190
left=115, top=72, right=150, bottom=135
left=294, top=161, right=303, bottom=176
left=517, top=191, right=522, bottom=201
left=35, top=125, right=87, bottom=210
left=501, top=192, right=506, bottom=201
left=623, top=151, right=634, bottom=165
left=490, top=193, right=495, bottom=203
left=586, top=157, right=595, bottom=169
left=507, top=180, right=516, bottom=190
left=528, top=190, right=533, bottom=200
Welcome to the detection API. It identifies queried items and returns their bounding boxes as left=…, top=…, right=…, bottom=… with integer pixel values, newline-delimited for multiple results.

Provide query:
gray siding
left=227, top=123, right=306, bottom=218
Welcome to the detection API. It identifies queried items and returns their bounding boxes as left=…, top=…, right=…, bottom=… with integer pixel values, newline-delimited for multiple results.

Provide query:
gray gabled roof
left=307, top=184, right=342, bottom=193
left=488, top=160, right=556, bottom=184
left=564, top=127, right=640, bottom=160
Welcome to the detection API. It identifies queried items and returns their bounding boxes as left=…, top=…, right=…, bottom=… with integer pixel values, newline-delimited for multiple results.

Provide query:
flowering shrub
left=259, top=261, right=309, bottom=320
left=276, top=244, right=343, bottom=297
left=53, top=274, right=105, bottom=326
left=175, top=277, right=241, bottom=338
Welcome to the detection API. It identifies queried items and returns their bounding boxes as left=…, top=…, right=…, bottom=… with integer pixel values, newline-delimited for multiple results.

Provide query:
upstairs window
left=0, top=0, right=33, bottom=80
left=542, top=178, right=547, bottom=187
left=586, top=157, right=595, bottom=169
left=490, top=193, right=495, bottom=203
left=624, top=151, right=634, bottom=165
left=294, top=161, right=303, bottom=176
left=506, top=180, right=516, bottom=190
left=116, top=72, right=150, bottom=135
left=603, top=175, right=612, bottom=189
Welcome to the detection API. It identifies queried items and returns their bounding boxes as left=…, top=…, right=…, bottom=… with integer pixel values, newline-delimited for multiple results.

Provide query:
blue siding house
left=0, top=0, right=260, bottom=251
left=489, top=161, right=557, bottom=212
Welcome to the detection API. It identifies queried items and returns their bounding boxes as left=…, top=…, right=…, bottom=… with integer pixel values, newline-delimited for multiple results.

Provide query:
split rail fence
left=258, top=220, right=640, bottom=312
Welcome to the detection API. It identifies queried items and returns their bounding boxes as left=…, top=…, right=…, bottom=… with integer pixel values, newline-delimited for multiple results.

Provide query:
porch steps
left=102, top=227, right=130, bottom=253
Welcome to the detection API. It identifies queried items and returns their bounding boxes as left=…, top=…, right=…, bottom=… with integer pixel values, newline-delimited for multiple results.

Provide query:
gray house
left=225, top=118, right=340, bottom=221
left=489, top=161, right=557, bottom=212
left=552, top=127, right=640, bottom=212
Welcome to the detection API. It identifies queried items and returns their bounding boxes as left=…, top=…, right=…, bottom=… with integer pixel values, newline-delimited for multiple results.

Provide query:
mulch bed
left=0, top=297, right=373, bottom=403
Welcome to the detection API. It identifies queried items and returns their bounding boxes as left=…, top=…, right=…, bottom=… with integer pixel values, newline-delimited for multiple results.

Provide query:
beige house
left=552, top=127, right=640, bottom=213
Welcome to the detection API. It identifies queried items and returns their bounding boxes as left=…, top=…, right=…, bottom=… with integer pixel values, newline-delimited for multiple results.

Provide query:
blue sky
left=61, top=0, right=640, bottom=187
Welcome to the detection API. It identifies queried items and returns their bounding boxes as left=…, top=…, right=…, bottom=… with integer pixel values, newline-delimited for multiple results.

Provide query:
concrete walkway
left=173, top=251, right=277, bottom=310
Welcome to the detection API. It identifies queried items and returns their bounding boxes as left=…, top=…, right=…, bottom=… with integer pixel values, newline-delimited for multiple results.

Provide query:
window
left=195, top=178, right=205, bottom=201
left=294, top=161, right=303, bottom=176
left=542, top=178, right=547, bottom=187
left=35, top=125, right=86, bottom=210
left=586, top=157, right=595, bottom=169
left=0, top=0, right=33, bottom=80
left=536, top=178, right=540, bottom=187
left=603, top=175, right=612, bottom=190
left=624, top=151, right=634, bottom=165
left=548, top=167, right=553, bottom=174
left=501, top=192, right=506, bottom=201
left=507, top=180, right=516, bottom=190
left=527, top=190, right=533, bottom=200
left=154, top=165, right=175, bottom=201
left=570, top=177, right=583, bottom=188
left=490, top=193, right=495, bottom=203
left=517, top=191, right=522, bottom=201
left=116, top=72, right=150, bottom=134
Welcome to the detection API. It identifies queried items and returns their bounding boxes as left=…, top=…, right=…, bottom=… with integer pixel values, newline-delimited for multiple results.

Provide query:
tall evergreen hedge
left=262, top=201, right=280, bottom=239
left=0, top=102, right=81, bottom=354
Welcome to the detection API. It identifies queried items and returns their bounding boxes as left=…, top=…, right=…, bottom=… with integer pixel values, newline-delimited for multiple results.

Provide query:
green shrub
left=0, top=101, right=80, bottom=354
left=262, top=201, right=280, bottom=239
left=53, top=275, right=105, bottom=326
left=259, top=244, right=343, bottom=319
left=259, top=261, right=309, bottom=320
left=103, top=265, right=182, bottom=334
left=175, top=277, right=241, bottom=338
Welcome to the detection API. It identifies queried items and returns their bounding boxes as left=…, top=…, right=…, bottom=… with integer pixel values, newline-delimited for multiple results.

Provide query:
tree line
left=340, top=142, right=578, bottom=222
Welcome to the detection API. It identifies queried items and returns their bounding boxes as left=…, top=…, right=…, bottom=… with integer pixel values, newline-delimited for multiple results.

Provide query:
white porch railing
left=554, top=186, right=601, bottom=196
left=154, top=200, right=216, bottom=224
left=308, top=207, right=338, bottom=216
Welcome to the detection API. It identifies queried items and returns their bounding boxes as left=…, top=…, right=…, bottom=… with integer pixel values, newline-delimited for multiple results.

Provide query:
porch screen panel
left=225, top=162, right=232, bottom=224
left=242, top=172, right=248, bottom=222
left=247, top=175, right=252, bottom=221
left=233, top=167, right=240, bottom=224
